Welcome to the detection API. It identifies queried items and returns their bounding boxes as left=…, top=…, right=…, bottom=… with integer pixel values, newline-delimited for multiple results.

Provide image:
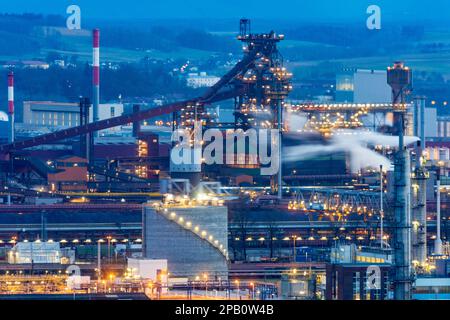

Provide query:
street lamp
left=203, top=273, right=208, bottom=297
left=380, top=165, right=384, bottom=249
left=107, top=236, right=112, bottom=263
left=235, top=280, right=240, bottom=299
left=292, top=235, right=298, bottom=262
left=195, top=276, right=200, bottom=292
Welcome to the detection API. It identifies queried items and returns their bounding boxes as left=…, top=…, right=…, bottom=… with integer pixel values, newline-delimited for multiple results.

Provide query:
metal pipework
left=388, top=61, right=413, bottom=300
left=411, top=97, right=428, bottom=266
left=380, top=165, right=384, bottom=249
left=277, top=100, right=283, bottom=200
left=435, top=171, right=443, bottom=255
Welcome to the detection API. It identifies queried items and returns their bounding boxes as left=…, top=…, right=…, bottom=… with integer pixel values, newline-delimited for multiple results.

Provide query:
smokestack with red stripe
left=93, top=29, right=100, bottom=127
left=7, top=72, right=14, bottom=143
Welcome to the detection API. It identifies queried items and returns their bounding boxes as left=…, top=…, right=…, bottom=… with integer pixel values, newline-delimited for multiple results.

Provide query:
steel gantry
left=288, top=187, right=387, bottom=222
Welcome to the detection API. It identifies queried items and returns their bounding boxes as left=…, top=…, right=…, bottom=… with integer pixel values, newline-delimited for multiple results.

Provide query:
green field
left=6, top=27, right=219, bottom=63
left=49, top=30, right=218, bottom=62
left=4, top=25, right=450, bottom=76
left=283, top=31, right=450, bottom=76
left=287, top=51, right=450, bottom=76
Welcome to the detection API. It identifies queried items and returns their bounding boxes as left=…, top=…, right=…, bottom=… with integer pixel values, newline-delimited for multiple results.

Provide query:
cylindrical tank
left=387, top=62, right=412, bottom=92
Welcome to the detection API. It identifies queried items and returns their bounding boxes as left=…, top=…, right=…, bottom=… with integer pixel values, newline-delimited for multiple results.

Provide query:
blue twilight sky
left=1, top=0, right=449, bottom=22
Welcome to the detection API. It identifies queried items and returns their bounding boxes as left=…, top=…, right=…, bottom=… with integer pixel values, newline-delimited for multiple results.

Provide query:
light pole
left=203, top=273, right=208, bottom=297
left=107, top=236, right=112, bottom=264
left=235, top=280, right=240, bottom=299
left=250, top=282, right=255, bottom=300
left=380, top=165, right=384, bottom=249
left=97, top=239, right=102, bottom=283
left=292, top=236, right=298, bottom=262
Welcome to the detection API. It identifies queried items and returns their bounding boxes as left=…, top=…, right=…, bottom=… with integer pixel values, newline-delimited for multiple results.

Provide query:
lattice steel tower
left=235, top=19, right=293, bottom=198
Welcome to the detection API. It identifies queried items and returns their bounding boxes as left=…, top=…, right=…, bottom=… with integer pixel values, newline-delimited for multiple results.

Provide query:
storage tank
left=0, top=111, right=10, bottom=144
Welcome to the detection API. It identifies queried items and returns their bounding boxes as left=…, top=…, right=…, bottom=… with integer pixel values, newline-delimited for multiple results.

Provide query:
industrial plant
left=0, top=7, right=449, bottom=303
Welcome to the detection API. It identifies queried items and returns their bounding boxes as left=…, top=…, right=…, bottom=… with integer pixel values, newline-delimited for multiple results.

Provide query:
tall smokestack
left=93, top=29, right=100, bottom=129
left=388, top=61, right=413, bottom=300
left=7, top=72, right=14, bottom=143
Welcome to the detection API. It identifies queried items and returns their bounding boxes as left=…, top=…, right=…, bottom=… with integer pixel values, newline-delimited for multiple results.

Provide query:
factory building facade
left=326, top=264, right=392, bottom=300
left=437, top=116, right=450, bottom=138
left=22, top=101, right=124, bottom=134
left=23, top=101, right=82, bottom=127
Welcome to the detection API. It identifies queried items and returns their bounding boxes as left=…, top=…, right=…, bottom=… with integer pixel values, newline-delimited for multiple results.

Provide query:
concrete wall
left=353, top=70, right=391, bottom=104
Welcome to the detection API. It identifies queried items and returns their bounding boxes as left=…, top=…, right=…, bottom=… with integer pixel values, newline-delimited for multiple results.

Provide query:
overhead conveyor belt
left=0, top=50, right=258, bottom=154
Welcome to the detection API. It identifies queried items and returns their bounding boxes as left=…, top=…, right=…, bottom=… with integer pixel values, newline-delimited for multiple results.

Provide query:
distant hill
left=0, top=13, right=240, bottom=63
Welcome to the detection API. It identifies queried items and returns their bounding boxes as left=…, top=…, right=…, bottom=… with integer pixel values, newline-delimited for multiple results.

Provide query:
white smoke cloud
left=347, top=130, right=419, bottom=148
left=285, top=109, right=308, bottom=132
left=284, top=129, right=419, bottom=172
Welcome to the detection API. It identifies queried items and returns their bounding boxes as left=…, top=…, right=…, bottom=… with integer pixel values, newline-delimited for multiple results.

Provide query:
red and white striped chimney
left=7, top=72, right=14, bottom=143
left=8, top=72, right=14, bottom=115
left=93, top=29, right=100, bottom=126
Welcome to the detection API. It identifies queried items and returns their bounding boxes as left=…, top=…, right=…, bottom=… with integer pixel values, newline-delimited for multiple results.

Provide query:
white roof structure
left=0, top=111, right=8, bottom=122
left=8, top=242, right=62, bottom=264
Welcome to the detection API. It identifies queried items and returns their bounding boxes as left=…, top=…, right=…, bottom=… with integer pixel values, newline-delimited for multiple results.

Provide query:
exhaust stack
left=93, top=29, right=100, bottom=129
left=7, top=72, right=14, bottom=143
left=387, top=61, right=413, bottom=300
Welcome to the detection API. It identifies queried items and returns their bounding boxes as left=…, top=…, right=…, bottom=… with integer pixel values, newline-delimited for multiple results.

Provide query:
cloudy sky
left=2, top=0, right=449, bottom=22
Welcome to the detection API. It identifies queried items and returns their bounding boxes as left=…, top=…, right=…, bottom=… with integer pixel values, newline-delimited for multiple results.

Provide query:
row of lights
left=158, top=208, right=228, bottom=259
left=431, top=101, right=448, bottom=106
left=0, top=239, right=142, bottom=245
left=290, top=103, right=408, bottom=110
left=288, top=201, right=376, bottom=216
left=235, top=235, right=388, bottom=242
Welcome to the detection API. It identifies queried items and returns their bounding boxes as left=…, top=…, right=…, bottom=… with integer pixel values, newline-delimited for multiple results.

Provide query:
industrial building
left=22, top=101, right=124, bottom=134
left=330, top=244, right=393, bottom=265
left=411, top=100, right=438, bottom=139
left=47, top=156, right=88, bottom=192
left=413, top=277, right=450, bottom=300
left=335, top=69, right=391, bottom=103
left=326, top=243, right=394, bottom=301
left=0, top=19, right=449, bottom=301
left=326, top=264, right=392, bottom=300
left=8, top=241, right=62, bottom=264
left=437, top=115, right=450, bottom=138
left=143, top=203, right=229, bottom=279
